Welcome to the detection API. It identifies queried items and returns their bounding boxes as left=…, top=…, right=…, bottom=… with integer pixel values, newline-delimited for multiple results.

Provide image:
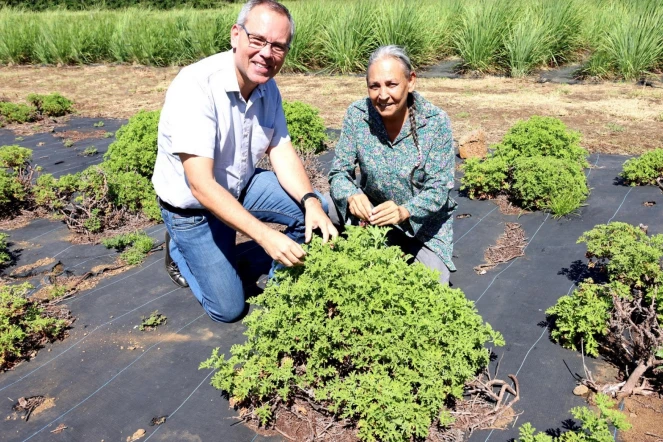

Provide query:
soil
left=1, top=65, right=662, bottom=155
left=622, top=395, right=663, bottom=442
left=54, top=129, right=109, bottom=142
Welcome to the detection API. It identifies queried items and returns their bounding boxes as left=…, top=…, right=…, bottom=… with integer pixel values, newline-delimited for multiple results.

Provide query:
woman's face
left=367, top=57, right=416, bottom=122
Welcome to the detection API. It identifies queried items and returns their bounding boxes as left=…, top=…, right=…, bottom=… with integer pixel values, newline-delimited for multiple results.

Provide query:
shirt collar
left=220, top=55, right=267, bottom=100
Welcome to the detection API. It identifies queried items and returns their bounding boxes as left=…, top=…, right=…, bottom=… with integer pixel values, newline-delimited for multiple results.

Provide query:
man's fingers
left=329, top=223, right=339, bottom=240
left=305, top=222, right=313, bottom=243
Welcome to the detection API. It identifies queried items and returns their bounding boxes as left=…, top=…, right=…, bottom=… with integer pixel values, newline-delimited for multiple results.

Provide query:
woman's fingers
left=370, top=201, right=400, bottom=225
left=348, top=194, right=372, bottom=220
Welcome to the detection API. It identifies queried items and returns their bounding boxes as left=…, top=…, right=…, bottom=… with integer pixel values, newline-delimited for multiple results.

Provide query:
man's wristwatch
left=300, top=192, right=321, bottom=210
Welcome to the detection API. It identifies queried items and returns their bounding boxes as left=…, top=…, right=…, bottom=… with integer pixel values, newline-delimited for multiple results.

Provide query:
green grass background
left=0, top=0, right=662, bottom=79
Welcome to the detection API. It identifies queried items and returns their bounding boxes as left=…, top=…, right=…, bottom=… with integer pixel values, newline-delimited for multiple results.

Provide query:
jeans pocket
left=171, top=213, right=207, bottom=231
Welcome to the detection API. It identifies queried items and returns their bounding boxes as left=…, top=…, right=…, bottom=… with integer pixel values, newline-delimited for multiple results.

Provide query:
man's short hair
left=237, top=0, right=295, bottom=43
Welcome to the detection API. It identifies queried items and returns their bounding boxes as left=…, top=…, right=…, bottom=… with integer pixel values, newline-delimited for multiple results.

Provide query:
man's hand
left=258, top=228, right=307, bottom=267
left=369, top=201, right=410, bottom=226
left=348, top=193, right=373, bottom=221
left=304, top=199, right=338, bottom=243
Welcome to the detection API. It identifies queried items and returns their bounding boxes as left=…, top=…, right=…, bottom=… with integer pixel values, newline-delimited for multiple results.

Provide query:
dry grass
left=1, top=65, right=662, bottom=154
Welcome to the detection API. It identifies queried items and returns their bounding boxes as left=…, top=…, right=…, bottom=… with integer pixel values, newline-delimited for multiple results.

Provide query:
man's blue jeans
left=160, top=169, right=327, bottom=323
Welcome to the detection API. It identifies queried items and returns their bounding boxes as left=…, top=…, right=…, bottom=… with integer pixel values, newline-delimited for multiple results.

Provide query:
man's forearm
left=268, top=142, right=315, bottom=203
left=191, top=178, right=272, bottom=243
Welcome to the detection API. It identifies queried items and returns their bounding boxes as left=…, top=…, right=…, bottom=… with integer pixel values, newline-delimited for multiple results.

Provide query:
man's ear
left=230, top=24, right=240, bottom=50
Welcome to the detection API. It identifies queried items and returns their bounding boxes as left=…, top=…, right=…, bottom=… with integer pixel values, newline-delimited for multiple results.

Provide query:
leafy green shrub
left=0, top=145, right=35, bottom=213
left=26, top=93, right=73, bottom=117
left=104, top=110, right=160, bottom=177
left=0, top=102, right=37, bottom=124
left=459, top=156, right=508, bottom=200
left=0, top=283, right=69, bottom=370
left=546, top=281, right=614, bottom=357
left=102, top=230, right=155, bottom=265
left=493, top=116, right=587, bottom=168
left=517, top=394, right=630, bottom=442
left=201, top=226, right=504, bottom=442
left=511, top=156, right=588, bottom=215
left=282, top=101, right=327, bottom=154
left=620, top=148, right=663, bottom=186
left=0, top=233, right=9, bottom=265
left=546, top=222, right=663, bottom=397
left=0, top=144, right=33, bottom=169
left=461, top=116, right=589, bottom=216
left=33, top=110, right=161, bottom=234
left=0, top=169, right=26, bottom=207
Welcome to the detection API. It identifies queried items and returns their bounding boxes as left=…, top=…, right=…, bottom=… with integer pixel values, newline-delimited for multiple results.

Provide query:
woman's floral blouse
left=329, top=91, right=457, bottom=270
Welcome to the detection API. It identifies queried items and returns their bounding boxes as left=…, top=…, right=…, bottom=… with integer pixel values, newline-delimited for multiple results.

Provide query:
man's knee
left=203, top=295, right=246, bottom=323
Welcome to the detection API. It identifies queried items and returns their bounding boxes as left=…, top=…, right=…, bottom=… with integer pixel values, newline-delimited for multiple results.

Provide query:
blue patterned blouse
left=328, top=91, right=457, bottom=270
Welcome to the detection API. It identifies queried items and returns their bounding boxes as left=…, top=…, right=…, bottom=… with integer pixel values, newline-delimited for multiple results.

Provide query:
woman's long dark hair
left=367, top=45, right=422, bottom=190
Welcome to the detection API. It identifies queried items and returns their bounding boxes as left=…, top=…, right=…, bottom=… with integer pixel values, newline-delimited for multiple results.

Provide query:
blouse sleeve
left=401, top=113, right=455, bottom=235
left=328, top=107, right=361, bottom=222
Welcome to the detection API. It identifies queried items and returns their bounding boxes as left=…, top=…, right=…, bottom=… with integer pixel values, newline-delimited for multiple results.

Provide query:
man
left=152, top=0, right=337, bottom=323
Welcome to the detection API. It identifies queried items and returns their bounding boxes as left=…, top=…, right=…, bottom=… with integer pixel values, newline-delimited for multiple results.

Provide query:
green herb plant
left=0, top=233, right=10, bottom=265
left=0, top=145, right=37, bottom=216
left=0, top=102, right=37, bottom=124
left=26, top=92, right=73, bottom=117
left=546, top=222, right=663, bottom=397
left=461, top=116, right=589, bottom=217
left=201, top=226, right=504, bottom=442
left=517, top=394, right=631, bottom=442
left=282, top=100, right=327, bottom=154
left=102, top=230, right=155, bottom=265
left=0, top=282, right=70, bottom=370
left=34, top=110, right=161, bottom=234
left=620, top=148, right=663, bottom=186
left=139, top=310, right=166, bottom=331
left=93, top=120, right=104, bottom=127
left=81, top=146, right=98, bottom=156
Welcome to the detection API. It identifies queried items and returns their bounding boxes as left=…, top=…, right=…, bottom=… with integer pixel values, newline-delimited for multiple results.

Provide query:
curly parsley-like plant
left=547, top=222, right=663, bottom=397
left=202, top=226, right=504, bottom=442
left=461, top=116, right=589, bottom=216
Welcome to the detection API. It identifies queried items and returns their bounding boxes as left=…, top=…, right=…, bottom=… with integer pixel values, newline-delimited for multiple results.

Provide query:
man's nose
left=258, top=43, right=274, bottom=58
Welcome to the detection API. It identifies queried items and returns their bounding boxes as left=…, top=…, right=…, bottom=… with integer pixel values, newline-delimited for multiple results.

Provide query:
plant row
left=0, top=110, right=162, bottom=234
left=1, top=0, right=662, bottom=79
left=0, top=97, right=326, bottom=235
left=0, top=93, right=73, bottom=126
left=0, top=0, right=236, bottom=10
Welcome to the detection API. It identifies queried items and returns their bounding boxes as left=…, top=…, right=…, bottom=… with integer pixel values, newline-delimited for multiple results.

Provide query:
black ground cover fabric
left=1, top=120, right=661, bottom=441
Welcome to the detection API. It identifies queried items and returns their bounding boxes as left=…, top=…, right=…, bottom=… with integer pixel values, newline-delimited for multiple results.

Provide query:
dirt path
left=1, top=65, right=662, bottom=154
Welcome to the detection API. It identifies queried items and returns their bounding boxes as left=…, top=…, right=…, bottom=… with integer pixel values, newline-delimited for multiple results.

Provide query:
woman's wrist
left=398, top=206, right=410, bottom=223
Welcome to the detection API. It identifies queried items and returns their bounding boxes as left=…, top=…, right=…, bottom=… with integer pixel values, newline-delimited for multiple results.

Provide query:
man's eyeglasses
left=237, top=23, right=289, bottom=57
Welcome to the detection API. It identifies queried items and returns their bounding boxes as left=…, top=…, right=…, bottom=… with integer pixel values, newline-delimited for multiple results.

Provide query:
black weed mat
left=1, top=121, right=662, bottom=442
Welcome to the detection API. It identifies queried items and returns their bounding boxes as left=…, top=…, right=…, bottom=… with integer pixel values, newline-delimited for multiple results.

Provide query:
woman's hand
left=370, top=201, right=410, bottom=226
left=348, top=193, right=373, bottom=221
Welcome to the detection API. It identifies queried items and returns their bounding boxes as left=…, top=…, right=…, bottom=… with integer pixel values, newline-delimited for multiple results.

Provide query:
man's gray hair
left=366, top=45, right=413, bottom=78
left=237, top=0, right=295, bottom=43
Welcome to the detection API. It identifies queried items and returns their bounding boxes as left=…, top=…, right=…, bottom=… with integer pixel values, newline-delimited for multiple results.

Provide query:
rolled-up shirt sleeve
left=402, top=114, right=455, bottom=236
left=328, top=108, right=361, bottom=222
left=167, top=72, right=217, bottom=159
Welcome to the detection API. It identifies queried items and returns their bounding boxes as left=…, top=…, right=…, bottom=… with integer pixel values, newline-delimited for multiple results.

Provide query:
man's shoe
left=165, top=231, right=189, bottom=288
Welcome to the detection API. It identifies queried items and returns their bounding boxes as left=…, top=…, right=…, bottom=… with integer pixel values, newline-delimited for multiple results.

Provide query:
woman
left=328, top=45, right=457, bottom=284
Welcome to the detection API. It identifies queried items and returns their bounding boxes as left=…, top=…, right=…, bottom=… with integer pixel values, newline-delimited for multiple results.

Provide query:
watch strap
left=300, top=192, right=321, bottom=209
